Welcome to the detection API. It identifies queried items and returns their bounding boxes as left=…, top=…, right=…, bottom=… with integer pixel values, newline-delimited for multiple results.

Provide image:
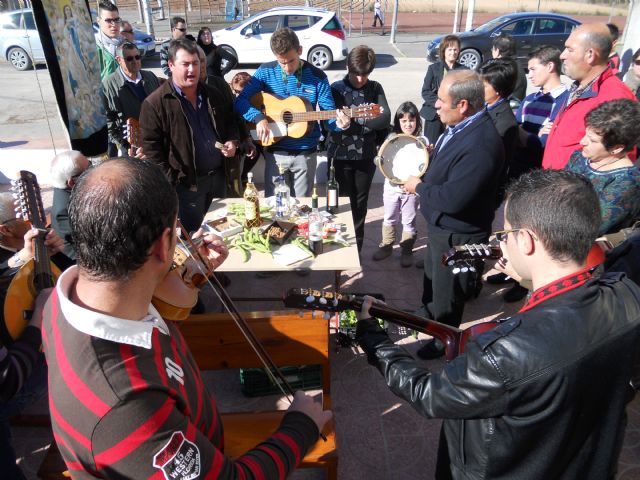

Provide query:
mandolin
left=283, top=288, right=499, bottom=361
left=3, top=171, right=61, bottom=343
left=248, top=92, right=383, bottom=146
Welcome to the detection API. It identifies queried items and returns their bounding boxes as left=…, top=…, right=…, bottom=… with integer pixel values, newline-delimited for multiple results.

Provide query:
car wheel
left=458, top=49, right=481, bottom=70
left=8, top=47, right=33, bottom=71
left=219, top=45, right=238, bottom=63
left=308, top=45, right=332, bottom=70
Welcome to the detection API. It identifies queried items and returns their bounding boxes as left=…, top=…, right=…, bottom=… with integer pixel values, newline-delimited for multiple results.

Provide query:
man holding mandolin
left=357, top=169, right=640, bottom=479
left=235, top=27, right=351, bottom=197
left=41, top=158, right=331, bottom=479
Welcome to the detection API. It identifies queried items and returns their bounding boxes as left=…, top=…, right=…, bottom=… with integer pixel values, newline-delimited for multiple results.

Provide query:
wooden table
left=204, top=197, right=361, bottom=298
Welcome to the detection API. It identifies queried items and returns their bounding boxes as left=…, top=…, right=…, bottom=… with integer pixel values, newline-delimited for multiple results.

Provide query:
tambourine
left=374, top=133, right=429, bottom=185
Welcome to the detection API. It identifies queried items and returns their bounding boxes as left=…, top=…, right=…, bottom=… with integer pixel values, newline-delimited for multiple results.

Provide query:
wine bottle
left=308, top=186, right=323, bottom=255
left=243, top=172, right=261, bottom=228
left=326, top=159, right=339, bottom=214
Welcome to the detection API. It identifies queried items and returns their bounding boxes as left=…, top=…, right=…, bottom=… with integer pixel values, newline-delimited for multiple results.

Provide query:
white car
left=212, top=6, right=348, bottom=70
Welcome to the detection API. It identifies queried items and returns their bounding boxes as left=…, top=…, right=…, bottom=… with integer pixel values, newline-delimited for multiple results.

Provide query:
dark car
left=426, top=12, right=580, bottom=70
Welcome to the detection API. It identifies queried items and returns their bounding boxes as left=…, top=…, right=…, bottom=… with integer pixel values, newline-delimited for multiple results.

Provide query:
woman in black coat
left=197, top=27, right=238, bottom=79
left=419, top=35, right=467, bottom=144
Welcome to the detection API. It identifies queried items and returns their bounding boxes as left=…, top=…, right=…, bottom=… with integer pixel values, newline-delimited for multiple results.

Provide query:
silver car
left=0, top=9, right=45, bottom=70
left=0, top=8, right=156, bottom=71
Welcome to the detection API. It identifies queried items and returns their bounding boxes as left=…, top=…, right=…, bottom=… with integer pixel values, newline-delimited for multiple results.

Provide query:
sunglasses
left=174, top=27, right=187, bottom=32
left=102, top=17, right=121, bottom=24
left=125, top=55, right=141, bottom=61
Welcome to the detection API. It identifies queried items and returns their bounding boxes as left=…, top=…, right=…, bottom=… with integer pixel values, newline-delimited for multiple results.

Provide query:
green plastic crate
left=239, top=365, right=323, bottom=397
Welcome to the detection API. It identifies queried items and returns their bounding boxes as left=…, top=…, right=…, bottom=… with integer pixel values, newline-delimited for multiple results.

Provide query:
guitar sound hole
left=282, top=111, right=293, bottom=124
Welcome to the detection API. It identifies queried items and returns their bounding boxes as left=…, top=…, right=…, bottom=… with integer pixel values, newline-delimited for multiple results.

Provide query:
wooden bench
left=38, top=310, right=337, bottom=479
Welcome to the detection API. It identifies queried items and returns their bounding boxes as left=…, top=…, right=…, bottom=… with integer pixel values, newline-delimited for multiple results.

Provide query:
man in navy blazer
left=404, top=70, right=505, bottom=359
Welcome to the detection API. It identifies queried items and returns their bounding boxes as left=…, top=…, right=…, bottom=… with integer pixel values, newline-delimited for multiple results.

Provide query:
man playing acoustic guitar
left=235, top=27, right=351, bottom=197
left=357, top=169, right=640, bottom=479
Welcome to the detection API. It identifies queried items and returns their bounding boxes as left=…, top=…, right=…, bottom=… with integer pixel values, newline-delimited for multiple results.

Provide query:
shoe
left=503, top=283, right=528, bottom=303
left=372, top=244, right=393, bottom=261
left=416, top=338, right=445, bottom=360
left=399, top=232, right=417, bottom=268
left=486, top=272, right=514, bottom=285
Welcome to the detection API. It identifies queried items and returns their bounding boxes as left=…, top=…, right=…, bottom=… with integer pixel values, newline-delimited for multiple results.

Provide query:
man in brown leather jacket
left=140, top=39, right=240, bottom=233
left=357, top=169, right=640, bottom=479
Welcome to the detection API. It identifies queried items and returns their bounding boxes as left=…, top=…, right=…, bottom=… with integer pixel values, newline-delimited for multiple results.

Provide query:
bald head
left=561, top=23, right=612, bottom=83
left=575, top=24, right=612, bottom=60
left=70, top=158, right=178, bottom=280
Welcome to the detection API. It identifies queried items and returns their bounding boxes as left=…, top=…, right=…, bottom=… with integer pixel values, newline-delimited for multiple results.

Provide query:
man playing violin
left=357, top=169, right=640, bottom=479
left=41, top=158, right=331, bottom=479
left=235, top=27, right=351, bottom=197
left=0, top=192, right=68, bottom=479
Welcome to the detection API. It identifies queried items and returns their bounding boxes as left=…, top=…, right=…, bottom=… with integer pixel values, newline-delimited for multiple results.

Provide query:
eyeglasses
left=493, top=228, right=539, bottom=243
left=493, top=228, right=522, bottom=243
left=122, top=29, right=134, bottom=34
left=102, top=17, right=121, bottom=24
left=125, top=55, right=141, bottom=61
left=174, top=27, right=187, bottom=32
left=635, top=60, right=640, bottom=66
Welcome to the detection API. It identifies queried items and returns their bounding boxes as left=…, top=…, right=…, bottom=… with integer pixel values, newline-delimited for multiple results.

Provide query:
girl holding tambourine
left=372, top=102, right=424, bottom=267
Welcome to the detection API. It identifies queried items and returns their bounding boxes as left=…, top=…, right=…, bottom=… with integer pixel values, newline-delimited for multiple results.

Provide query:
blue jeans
left=263, top=149, right=316, bottom=197
left=0, top=354, right=48, bottom=480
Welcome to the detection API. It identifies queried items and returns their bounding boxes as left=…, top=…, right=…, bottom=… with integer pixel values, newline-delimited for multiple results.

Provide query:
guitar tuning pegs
left=460, top=266, right=469, bottom=273
left=311, top=311, right=316, bottom=320
left=452, top=267, right=461, bottom=274
left=469, top=266, right=476, bottom=272
left=323, top=312, right=331, bottom=321
left=305, top=295, right=315, bottom=304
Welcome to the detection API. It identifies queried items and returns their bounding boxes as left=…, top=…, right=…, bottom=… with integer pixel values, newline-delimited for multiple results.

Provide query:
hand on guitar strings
left=129, top=146, right=146, bottom=160
left=24, top=227, right=64, bottom=259
left=289, top=390, right=333, bottom=437
left=335, top=109, right=351, bottom=130
left=190, top=229, right=229, bottom=271
left=357, top=295, right=386, bottom=321
left=256, top=119, right=274, bottom=145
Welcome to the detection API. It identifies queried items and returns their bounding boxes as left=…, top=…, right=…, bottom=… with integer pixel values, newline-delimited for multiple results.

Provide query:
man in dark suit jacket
left=404, top=70, right=505, bottom=359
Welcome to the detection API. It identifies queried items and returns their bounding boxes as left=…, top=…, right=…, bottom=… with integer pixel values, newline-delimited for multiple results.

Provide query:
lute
left=284, top=288, right=499, bottom=361
left=2, top=171, right=61, bottom=343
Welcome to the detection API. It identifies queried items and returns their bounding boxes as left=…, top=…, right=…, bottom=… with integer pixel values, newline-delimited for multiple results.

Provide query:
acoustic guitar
left=248, top=92, right=383, bottom=146
left=284, top=288, right=498, bottom=361
left=3, top=171, right=61, bottom=343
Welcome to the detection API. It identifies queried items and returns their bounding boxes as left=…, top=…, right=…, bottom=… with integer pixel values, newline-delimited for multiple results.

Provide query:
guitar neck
left=289, top=108, right=350, bottom=123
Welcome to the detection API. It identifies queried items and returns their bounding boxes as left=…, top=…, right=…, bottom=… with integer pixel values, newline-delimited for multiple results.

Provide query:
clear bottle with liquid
left=274, top=164, right=290, bottom=220
left=326, top=158, right=339, bottom=214
left=243, top=172, right=261, bottom=228
left=308, top=186, right=323, bottom=255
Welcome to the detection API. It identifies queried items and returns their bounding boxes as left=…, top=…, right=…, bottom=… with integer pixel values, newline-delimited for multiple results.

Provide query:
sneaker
left=503, top=283, right=528, bottom=303
left=486, top=272, right=514, bottom=285
left=416, top=338, right=445, bottom=360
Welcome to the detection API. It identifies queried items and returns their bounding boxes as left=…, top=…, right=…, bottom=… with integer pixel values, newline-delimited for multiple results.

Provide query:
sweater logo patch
left=153, top=431, right=201, bottom=480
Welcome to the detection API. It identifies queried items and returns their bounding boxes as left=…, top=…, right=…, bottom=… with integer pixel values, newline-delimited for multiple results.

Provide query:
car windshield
left=474, top=15, right=512, bottom=33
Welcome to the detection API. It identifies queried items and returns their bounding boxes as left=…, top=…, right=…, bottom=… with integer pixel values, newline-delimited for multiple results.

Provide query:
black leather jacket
left=356, top=272, right=640, bottom=479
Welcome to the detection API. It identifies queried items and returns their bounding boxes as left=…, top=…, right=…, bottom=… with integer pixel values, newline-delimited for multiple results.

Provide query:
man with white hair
left=50, top=150, right=90, bottom=260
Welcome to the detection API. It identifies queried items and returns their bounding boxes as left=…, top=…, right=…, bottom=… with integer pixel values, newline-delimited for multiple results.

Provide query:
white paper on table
left=273, top=244, right=313, bottom=266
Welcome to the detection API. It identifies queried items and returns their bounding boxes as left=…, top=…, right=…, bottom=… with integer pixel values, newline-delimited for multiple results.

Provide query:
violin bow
left=175, top=222, right=297, bottom=399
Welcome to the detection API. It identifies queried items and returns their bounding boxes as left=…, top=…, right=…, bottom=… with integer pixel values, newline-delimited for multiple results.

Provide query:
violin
left=152, top=231, right=213, bottom=321
left=3, top=171, right=61, bottom=343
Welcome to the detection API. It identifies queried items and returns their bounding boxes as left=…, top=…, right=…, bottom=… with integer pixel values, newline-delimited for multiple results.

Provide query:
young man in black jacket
left=404, top=70, right=504, bottom=359
left=358, top=169, right=640, bottom=479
